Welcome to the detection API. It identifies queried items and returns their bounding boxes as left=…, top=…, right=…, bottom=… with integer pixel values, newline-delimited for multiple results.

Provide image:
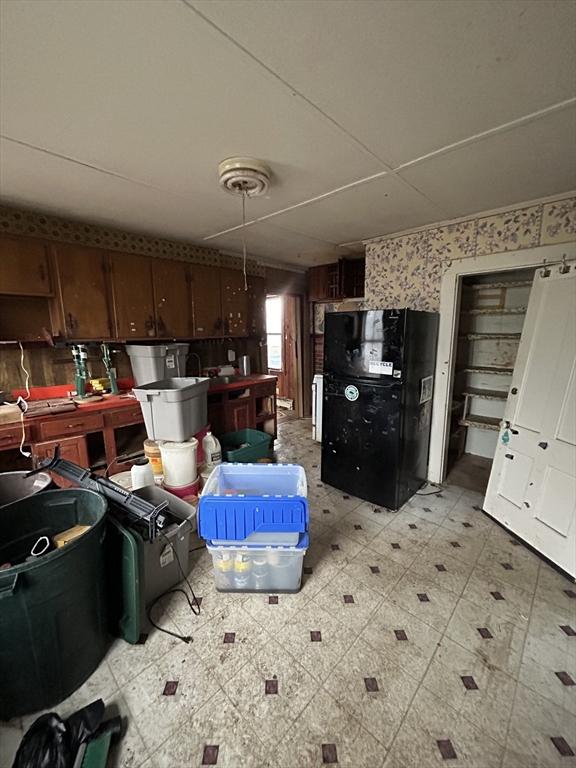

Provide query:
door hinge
left=505, top=453, right=514, bottom=460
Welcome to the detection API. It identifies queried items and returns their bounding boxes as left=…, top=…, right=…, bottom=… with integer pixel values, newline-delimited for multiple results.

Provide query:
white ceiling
left=1, top=0, right=574, bottom=267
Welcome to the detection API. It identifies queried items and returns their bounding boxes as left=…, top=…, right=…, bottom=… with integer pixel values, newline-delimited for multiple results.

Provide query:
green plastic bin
left=0, top=489, right=110, bottom=720
left=220, top=428, right=273, bottom=463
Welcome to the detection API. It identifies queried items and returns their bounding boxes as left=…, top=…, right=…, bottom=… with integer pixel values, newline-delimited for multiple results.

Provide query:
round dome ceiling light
left=218, top=157, right=271, bottom=197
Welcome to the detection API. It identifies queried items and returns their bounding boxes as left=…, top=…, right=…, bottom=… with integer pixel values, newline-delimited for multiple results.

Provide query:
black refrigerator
left=321, top=309, right=438, bottom=510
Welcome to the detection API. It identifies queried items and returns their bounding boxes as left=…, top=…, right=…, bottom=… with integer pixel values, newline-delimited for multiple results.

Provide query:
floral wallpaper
left=0, top=205, right=265, bottom=277
left=365, top=195, right=576, bottom=311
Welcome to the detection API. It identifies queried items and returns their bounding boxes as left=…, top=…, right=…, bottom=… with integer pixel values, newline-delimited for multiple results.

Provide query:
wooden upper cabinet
left=0, top=235, right=53, bottom=296
left=110, top=252, right=156, bottom=339
left=190, top=264, right=222, bottom=338
left=152, top=259, right=192, bottom=338
left=221, top=268, right=248, bottom=337
left=308, top=264, right=332, bottom=301
left=53, top=243, right=112, bottom=339
left=247, top=275, right=266, bottom=337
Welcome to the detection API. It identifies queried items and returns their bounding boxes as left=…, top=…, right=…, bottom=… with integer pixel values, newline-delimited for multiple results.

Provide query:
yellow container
left=143, top=439, right=163, bottom=477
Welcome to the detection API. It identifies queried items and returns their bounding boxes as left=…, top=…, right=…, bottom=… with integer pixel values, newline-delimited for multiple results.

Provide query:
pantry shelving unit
left=446, top=269, right=535, bottom=488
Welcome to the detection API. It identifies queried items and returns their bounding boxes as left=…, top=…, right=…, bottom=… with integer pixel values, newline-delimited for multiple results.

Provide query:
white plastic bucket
left=160, top=439, right=198, bottom=488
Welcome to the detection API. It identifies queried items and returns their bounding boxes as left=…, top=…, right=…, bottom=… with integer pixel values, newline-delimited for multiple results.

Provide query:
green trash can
left=0, top=489, right=110, bottom=719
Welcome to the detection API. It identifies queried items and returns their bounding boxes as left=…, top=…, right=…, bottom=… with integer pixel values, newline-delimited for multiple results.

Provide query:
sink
left=209, top=375, right=247, bottom=386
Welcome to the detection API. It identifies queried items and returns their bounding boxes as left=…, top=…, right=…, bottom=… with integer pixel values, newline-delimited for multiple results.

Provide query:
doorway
left=265, top=294, right=304, bottom=417
left=445, top=268, right=534, bottom=494
left=428, top=241, right=576, bottom=488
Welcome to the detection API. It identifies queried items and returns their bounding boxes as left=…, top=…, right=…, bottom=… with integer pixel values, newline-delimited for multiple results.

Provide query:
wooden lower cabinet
left=226, top=398, right=255, bottom=432
left=31, top=435, right=89, bottom=488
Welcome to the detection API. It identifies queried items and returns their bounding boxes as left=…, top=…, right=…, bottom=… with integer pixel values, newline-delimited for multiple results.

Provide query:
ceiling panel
left=194, top=0, right=576, bottom=166
left=0, top=0, right=382, bottom=226
left=400, top=105, right=576, bottom=218
left=269, top=175, right=446, bottom=244
left=0, top=138, right=245, bottom=240
left=209, top=221, right=352, bottom=266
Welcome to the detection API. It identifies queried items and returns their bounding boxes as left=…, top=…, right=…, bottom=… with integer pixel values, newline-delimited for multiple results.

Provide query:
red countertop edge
left=8, top=374, right=278, bottom=422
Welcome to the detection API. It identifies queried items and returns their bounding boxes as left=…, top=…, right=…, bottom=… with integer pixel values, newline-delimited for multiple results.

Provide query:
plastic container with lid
left=207, top=535, right=308, bottom=593
left=160, top=439, right=198, bottom=488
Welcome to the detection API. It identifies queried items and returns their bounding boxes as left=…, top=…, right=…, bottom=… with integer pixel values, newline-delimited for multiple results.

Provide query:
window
left=266, top=296, right=283, bottom=370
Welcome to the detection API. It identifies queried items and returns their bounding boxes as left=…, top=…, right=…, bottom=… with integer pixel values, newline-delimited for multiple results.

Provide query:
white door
left=484, top=265, right=576, bottom=577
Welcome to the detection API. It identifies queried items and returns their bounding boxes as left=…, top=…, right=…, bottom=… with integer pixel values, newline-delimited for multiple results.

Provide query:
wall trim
left=0, top=204, right=265, bottom=276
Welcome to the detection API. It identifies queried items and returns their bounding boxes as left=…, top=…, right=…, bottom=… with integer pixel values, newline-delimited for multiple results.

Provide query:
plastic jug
left=130, top=458, right=154, bottom=490
left=202, top=432, right=222, bottom=467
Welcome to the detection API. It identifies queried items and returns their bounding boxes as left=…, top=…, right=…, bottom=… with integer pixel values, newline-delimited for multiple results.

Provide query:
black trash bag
left=11, top=714, right=71, bottom=768
left=12, top=699, right=105, bottom=768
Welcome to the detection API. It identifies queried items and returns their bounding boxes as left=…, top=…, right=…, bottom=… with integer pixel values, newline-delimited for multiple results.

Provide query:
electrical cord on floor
left=145, top=522, right=201, bottom=644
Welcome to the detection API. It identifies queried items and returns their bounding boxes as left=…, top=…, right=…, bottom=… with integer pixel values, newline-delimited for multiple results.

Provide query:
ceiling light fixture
left=218, top=157, right=271, bottom=290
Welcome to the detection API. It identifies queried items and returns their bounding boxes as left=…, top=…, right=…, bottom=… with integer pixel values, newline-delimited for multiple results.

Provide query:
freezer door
left=323, top=310, right=406, bottom=381
left=321, top=377, right=402, bottom=508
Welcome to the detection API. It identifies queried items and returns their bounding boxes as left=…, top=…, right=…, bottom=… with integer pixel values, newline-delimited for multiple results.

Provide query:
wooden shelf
left=459, top=332, right=522, bottom=341
left=459, top=365, right=514, bottom=376
left=459, top=415, right=501, bottom=431
left=462, top=307, right=527, bottom=315
left=465, top=280, right=532, bottom=290
left=462, top=387, right=508, bottom=401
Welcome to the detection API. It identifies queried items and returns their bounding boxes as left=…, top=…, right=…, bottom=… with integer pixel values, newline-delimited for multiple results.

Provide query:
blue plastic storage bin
left=198, top=463, right=308, bottom=544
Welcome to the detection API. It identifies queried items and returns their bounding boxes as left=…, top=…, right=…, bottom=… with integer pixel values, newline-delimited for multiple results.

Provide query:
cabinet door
left=152, top=259, right=192, bottom=338
left=32, top=436, right=89, bottom=488
left=225, top=398, right=255, bottom=432
left=53, top=243, right=112, bottom=339
left=221, top=268, right=248, bottom=337
left=308, top=265, right=328, bottom=301
left=110, top=252, right=155, bottom=339
left=247, top=275, right=266, bottom=337
left=190, top=264, right=222, bottom=338
left=0, top=235, right=53, bottom=296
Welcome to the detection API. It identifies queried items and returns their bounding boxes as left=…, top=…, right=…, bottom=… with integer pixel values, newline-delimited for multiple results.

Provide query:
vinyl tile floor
left=2, top=418, right=575, bottom=768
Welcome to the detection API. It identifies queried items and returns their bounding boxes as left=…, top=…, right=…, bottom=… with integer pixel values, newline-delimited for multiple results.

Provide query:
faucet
left=189, top=352, right=202, bottom=377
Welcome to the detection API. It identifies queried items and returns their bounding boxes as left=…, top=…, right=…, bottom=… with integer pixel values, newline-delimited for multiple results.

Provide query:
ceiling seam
left=180, top=0, right=395, bottom=170
left=0, top=134, right=202, bottom=201
left=395, top=97, right=576, bottom=174
left=202, top=96, right=576, bottom=241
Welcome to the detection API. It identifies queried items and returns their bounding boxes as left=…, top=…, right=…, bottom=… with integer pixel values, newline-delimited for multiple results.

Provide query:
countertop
left=207, top=373, right=277, bottom=394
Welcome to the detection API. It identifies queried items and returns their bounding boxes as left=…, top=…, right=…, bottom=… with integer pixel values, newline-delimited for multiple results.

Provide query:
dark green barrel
left=0, top=489, right=110, bottom=719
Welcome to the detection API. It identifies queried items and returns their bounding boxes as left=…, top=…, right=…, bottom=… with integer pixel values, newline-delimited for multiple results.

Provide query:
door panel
left=484, top=268, right=576, bottom=576
left=191, top=264, right=222, bottom=338
left=321, top=377, right=401, bottom=508
left=220, top=268, right=248, bottom=337
left=110, top=253, right=155, bottom=338
left=0, top=235, right=52, bottom=296
left=54, top=243, right=112, bottom=339
left=152, top=259, right=191, bottom=338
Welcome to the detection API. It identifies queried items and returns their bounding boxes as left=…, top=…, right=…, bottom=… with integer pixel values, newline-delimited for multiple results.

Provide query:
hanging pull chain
left=241, top=189, right=248, bottom=291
